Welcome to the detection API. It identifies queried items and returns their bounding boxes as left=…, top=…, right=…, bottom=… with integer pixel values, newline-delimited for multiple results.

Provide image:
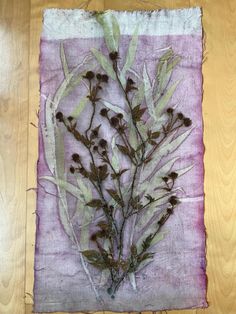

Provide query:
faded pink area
left=34, top=34, right=207, bottom=312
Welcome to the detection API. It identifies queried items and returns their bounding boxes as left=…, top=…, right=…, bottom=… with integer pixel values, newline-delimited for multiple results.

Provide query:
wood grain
left=0, top=0, right=30, bottom=314
left=1, top=0, right=236, bottom=313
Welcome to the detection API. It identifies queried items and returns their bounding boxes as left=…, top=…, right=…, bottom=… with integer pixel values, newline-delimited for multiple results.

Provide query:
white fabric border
left=42, top=8, right=202, bottom=40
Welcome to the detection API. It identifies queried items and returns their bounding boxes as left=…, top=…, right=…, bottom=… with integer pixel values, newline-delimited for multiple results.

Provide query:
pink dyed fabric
left=34, top=9, right=207, bottom=312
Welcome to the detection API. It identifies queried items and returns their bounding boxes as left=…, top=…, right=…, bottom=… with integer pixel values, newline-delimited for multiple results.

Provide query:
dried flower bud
left=183, top=117, right=192, bottom=127
left=162, top=176, right=169, bottom=183
left=99, top=139, right=107, bottom=148
left=169, top=172, right=178, bottom=180
left=67, top=116, right=74, bottom=122
left=91, top=129, right=98, bottom=137
left=169, top=195, right=178, bottom=206
left=167, top=207, right=174, bottom=214
left=167, top=108, right=174, bottom=114
left=70, top=166, right=75, bottom=174
left=100, top=108, right=108, bottom=117
left=84, top=71, right=95, bottom=80
left=117, top=113, right=123, bottom=119
left=101, top=74, right=109, bottom=83
left=110, top=116, right=119, bottom=127
left=72, top=153, right=80, bottom=163
left=93, top=145, right=98, bottom=151
left=109, top=51, right=118, bottom=60
left=90, top=234, right=97, bottom=241
left=96, top=73, right=102, bottom=80
left=102, top=150, right=106, bottom=156
left=177, top=112, right=184, bottom=120
left=56, top=111, right=63, bottom=122
left=127, top=77, right=135, bottom=85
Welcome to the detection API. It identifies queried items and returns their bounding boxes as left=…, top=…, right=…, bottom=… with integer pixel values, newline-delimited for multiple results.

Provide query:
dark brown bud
left=117, top=113, right=123, bottom=119
left=96, top=73, right=102, bottom=80
left=162, top=176, right=169, bottom=183
left=183, top=117, right=192, bottom=127
left=91, top=130, right=98, bottom=137
left=110, top=116, right=119, bottom=127
left=90, top=234, right=97, bottom=241
left=167, top=207, right=174, bottom=214
left=56, top=111, right=63, bottom=122
left=70, top=166, right=75, bottom=174
left=99, top=139, right=107, bottom=148
left=93, top=145, right=98, bottom=151
left=102, top=150, right=106, bottom=156
left=67, top=116, right=74, bottom=122
left=101, top=74, right=109, bottom=83
left=109, top=51, right=119, bottom=60
left=177, top=112, right=184, bottom=120
left=169, top=172, right=178, bottom=180
left=72, top=153, right=80, bottom=163
left=100, top=108, right=108, bottom=117
left=84, top=71, right=95, bottom=80
left=169, top=195, right=178, bottom=206
left=167, top=108, right=174, bottom=114
left=127, top=77, right=135, bottom=85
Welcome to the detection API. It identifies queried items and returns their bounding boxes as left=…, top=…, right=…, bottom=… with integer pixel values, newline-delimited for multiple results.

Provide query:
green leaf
left=142, top=156, right=180, bottom=191
left=91, top=48, right=116, bottom=80
left=158, top=128, right=193, bottom=157
left=70, top=96, right=88, bottom=119
left=111, top=135, right=120, bottom=172
left=41, top=176, right=84, bottom=201
left=81, top=250, right=107, bottom=269
left=128, top=272, right=137, bottom=291
left=132, top=82, right=145, bottom=108
left=96, top=13, right=117, bottom=52
left=121, top=25, right=139, bottom=76
left=155, top=79, right=181, bottom=119
left=111, top=14, right=120, bottom=50
left=76, top=178, right=92, bottom=203
left=175, top=163, right=194, bottom=177
left=143, top=64, right=155, bottom=119
left=167, top=55, right=181, bottom=73
left=42, top=95, right=55, bottom=174
left=60, top=42, right=69, bottom=79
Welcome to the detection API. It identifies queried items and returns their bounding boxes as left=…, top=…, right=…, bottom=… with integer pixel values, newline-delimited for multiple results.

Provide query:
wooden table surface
left=0, top=0, right=236, bottom=313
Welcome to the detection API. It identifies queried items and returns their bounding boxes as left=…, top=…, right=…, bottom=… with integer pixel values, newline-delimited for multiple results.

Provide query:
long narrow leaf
left=60, top=43, right=69, bottom=79
left=121, top=25, right=139, bottom=76
left=155, top=79, right=181, bottom=119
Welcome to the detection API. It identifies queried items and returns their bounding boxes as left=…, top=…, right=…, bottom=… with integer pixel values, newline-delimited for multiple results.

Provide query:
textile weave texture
left=34, top=8, right=207, bottom=312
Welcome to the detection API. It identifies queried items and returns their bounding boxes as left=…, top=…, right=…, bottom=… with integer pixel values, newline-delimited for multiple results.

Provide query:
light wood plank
left=0, top=0, right=30, bottom=313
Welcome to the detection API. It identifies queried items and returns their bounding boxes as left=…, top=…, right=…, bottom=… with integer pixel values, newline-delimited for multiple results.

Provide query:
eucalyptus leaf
left=91, top=48, right=116, bottom=80
left=111, top=135, right=120, bottom=172
left=175, top=163, right=194, bottom=177
left=60, top=42, right=69, bottom=79
left=128, top=272, right=137, bottom=291
left=132, top=82, right=145, bottom=108
left=167, top=55, right=181, bottom=73
left=41, top=176, right=84, bottom=202
left=143, top=63, right=155, bottom=119
left=121, top=25, right=139, bottom=76
left=155, top=79, right=181, bottom=119
left=158, top=128, right=193, bottom=157
left=96, top=13, right=117, bottom=52
left=111, top=14, right=120, bottom=50
left=70, top=97, right=88, bottom=119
